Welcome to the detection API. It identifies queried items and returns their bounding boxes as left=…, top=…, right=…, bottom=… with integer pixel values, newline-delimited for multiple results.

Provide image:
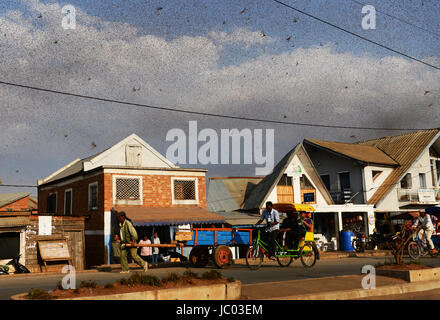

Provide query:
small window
left=300, top=175, right=314, bottom=188
left=46, top=193, right=57, bottom=213
left=89, top=183, right=98, bottom=210
left=278, top=174, right=292, bottom=186
left=320, top=174, right=330, bottom=190
left=419, top=173, right=427, bottom=189
left=116, top=178, right=140, bottom=200
left=372, top=170, right=382, bottom=181
left=64, top=189, right=72, bottom=215
left=400, top=173, right=412, bottom=189
left=126, top=145, right=142, bottom=167
left=174, top=180, right=196, bottom=200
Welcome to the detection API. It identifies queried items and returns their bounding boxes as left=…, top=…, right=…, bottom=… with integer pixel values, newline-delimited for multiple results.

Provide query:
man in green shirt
left=117, top=211, right=148, bottom=273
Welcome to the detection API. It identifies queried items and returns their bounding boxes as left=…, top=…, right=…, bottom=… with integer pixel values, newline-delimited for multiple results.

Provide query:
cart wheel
left=245, top=245, right=264, bottom=270
left=300, top=242, right=317, bottom=268
left=213, top=245, right=232, bottom=269
left=189, top=246, right=210, bottom=267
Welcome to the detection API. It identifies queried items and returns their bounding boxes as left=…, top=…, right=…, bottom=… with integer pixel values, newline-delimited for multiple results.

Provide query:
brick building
left=0, top=193, right=37, bottom=212
left=37, top=134, right=223, bottom=267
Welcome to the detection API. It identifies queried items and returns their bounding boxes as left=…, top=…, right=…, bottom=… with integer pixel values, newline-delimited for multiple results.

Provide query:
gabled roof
left=207, top=177, right=263, bottom=212
left=357, top=129, right=440, bottom=205
left=0, top=192, right=30, bottom=208
left=242, top=143, right=333, bottom=211
left=304, top=139, right=398, bottom=166
left=38, top=134, right=179, bottom=186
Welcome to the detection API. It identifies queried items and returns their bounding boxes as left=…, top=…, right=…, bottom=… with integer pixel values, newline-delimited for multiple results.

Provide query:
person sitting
left=280, top=210, right=306, bottom=250
left=301, top=212, right=313, bottom=232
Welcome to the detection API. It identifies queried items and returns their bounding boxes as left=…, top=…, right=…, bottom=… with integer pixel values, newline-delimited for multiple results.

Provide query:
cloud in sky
left=0, top=1, right=439, bottom=191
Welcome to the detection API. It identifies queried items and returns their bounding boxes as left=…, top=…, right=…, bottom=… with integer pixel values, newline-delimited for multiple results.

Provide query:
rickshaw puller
left=255, top=201, right=280, bottom=260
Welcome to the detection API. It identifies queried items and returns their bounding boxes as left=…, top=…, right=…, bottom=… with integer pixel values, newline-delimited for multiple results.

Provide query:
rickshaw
left=245, top=203, right=319, bottom=270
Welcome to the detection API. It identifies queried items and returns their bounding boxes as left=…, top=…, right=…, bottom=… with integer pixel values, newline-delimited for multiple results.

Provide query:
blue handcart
left=185, top=228, right=253, bottom=268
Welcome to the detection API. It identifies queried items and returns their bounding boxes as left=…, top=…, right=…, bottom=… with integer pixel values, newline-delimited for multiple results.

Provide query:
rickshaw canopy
left=272, top=202, right=315, bottom=213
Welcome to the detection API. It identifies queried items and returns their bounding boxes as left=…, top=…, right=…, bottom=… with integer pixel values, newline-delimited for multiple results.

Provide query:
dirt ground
left=28, top=277, right=228, bottom=299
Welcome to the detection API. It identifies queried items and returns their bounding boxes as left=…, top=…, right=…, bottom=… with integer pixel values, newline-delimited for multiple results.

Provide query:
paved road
left=2, top=256, right=440, bottom=300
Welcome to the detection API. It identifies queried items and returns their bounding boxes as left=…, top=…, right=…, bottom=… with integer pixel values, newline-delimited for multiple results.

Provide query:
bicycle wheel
left=300, top=242, right=317, bottom=268
left=352, top=239, right=361, bottom=252
left=407, top=241, right=421, bottom=260
left=276, top=250, right=293, bottom=267
left=246, top=245, right=264, bottom=270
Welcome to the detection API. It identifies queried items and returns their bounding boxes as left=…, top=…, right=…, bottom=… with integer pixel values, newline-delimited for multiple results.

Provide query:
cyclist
left=412, top=210, right=438, bottom=254
left=255, top=201, right=280, bottom=260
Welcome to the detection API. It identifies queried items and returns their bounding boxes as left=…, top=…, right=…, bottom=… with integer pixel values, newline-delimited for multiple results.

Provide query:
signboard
left=37, top=239, right=71, bottom=261
left=368, top=214, right=376, bottom=226
left=38, top=216, right=52, bottom=235
left=418, top=189, right=436, bottom=203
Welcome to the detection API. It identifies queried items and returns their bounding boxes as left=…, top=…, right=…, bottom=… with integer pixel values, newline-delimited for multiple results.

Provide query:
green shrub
left=104, top=283, right=114, bottom=289
left=27, top=288, right=53, bottom=300
left=73, top=288, right=80, bottom=294
left=162, top=272, right=181, bottom=283
left=120, top=273, right=162, bottom=287
left=201, top=270, right=223, bottom=280
left=182, top=270, right=199, bottom=279
left=227, top=277, right=235, bottom=283
left=79, top=280, right=98, bottom=289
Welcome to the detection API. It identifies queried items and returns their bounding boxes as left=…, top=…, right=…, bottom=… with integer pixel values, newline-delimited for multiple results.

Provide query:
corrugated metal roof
left=207, top=177, right=262, bottom=212
left=358, top=129, right=440, bottom=205
left=114, top=206, right=225, bottom=226
left=216, top=211, right=261, bottom=226
left=0, top=193, right=30, bottom=208
left=305, top=139, right=398, bottom=166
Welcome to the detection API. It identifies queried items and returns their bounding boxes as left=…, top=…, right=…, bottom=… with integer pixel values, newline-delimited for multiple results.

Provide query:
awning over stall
left=426, top=206, right=440, bottom=215
left=113, top=207, right=225, bottom=226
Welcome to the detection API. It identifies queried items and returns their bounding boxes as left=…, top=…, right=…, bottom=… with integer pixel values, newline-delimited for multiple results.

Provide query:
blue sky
left=0, top=0, right=439, bottom=195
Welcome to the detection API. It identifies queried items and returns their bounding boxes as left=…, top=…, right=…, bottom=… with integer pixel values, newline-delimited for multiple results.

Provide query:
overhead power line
left=346, top=0, right=440, bottom=40
left=0, top=80, right=434, bottom=131
left=270, top=0, right=440, bottom=71
left=0, top=184, right=37, bottom=188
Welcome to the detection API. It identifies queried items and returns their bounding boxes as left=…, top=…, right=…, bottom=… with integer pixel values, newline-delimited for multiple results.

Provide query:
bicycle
left=245, top=225, right=318, bottom=270
left=407, top=228, right=439, bottom=260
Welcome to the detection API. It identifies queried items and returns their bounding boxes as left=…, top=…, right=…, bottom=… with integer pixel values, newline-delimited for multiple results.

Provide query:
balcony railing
left=330, top=188, right=353, bottom=204
left=397, top=188, right=440, bottom=203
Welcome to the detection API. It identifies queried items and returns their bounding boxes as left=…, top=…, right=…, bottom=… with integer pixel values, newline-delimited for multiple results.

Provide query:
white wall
left=376, top=148, right=434, bottom=212
left=363, top=165, right=393, bottom=202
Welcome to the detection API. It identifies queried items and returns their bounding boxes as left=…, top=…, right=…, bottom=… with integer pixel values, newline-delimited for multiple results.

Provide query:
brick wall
left=0, top=196, right=31, bottom=211
left=103, top=173, right=207, bottom=211
left=38, top=174, right=105, bottom=231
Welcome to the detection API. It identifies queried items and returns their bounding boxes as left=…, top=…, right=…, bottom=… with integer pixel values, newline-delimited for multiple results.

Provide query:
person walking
left=111, top=234, right=121, bottom=264
left=152, top=232, right=161, bottom=264
left=117, top=211, right=148, bottom=273
left=139, top=235, right=152, bottom=263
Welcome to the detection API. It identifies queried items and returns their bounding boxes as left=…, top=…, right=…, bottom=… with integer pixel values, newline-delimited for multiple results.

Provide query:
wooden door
left=65, top=230, right=85, bottom=270
left=276, top=185, right=294, bottom=202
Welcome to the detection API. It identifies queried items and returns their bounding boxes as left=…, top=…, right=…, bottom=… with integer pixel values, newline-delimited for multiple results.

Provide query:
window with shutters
left=113, top=176, right=143, bottom=205
left=126, top=145, right=142, bottom=167
left=172, top=178, right=198, bottom=205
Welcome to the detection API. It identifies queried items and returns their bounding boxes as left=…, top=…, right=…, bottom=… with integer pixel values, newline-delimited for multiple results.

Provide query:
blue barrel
left=340, top=231, right=354, bottom=251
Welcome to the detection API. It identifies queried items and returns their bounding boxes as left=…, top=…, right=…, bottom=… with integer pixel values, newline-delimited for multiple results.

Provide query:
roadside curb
left=265, top=279, right=440, bottom=300
left=0, top=269, right=99, bottom=278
